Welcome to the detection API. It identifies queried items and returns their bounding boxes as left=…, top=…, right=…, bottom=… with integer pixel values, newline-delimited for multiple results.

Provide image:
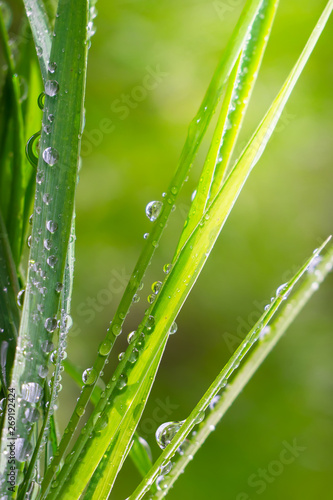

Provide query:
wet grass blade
left=177, top=0, right=278, bottom=253
left=0, top=0, right=88, bottom=495
left=143, top=243, right=333, bottom=499
left=40, top=0, right=267, bottom=489
left=41, top=2, right=332, bottom=496
left=22, top=0, right=52, bottom=82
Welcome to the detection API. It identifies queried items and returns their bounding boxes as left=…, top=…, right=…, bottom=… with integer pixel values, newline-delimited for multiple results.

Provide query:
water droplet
left=43, top=193, right=52, bottom=205
left=41, top=340, right=54, bottom=353
left=98, top=340, right=112, bottom=356
left=116, top=373, right=127, bottom=390
left=194, top=411, right=205, bottom=424
left=118, top=352, right=125, bottom=362
left=37, top=92, right=45, bottom=110
left=48, top=61, right=57, bottom=73
left=95, top=412, right=108, bottom=432
left=76, top=406, right=85, bottom=417
left=156, top=421, right=184, bottom=449
left=163, top=263, right=172, bottom=274
left=17, top=289, right=25, bottom=307
left=48, top=114, right=55, bottom=123
left=55, top=282, right=63, bottom=293
left=147, top=294, right=155, bottom=304
left=38, top=365, right=48, bottom=378
left=47, top=255, right=58, bottom=268
left=15, top=438, right=33, bottom=462
left=36, top=46, right=43, bottom=57
left=143, top=233, right=149, bottom=239
left=21, top=382, right=43, bottom=403
left=127, top=331, right=136, bottom=344
left=129, top=348, right=139, bottom=364
left=43, top=147, right=59, bottom=166
left=25, top=131, right=41, bottom=167
left=152, top=281, right=162, bottom=294
left=169, top=322, right=177, bottom=335
left=146, top=201, right=163, bottom=222
left=145, top=315, right=155, bottom=332
left=44, top=317, right=57, bottom=333
left=159, top=460, right=172, bottom=476
left=132, top=294, right=140, bottom=303
left=82, top=367, right=97, bottom=385
left=138, top=437, right=152, bottom=461
left=156, top=476, right=168, bottom=491
left=45, top=80, right=59, bottom=97
left=24, top=407, right=40, bottom=423
left=209, top=395, right=221, bottom=411
left=46, top=220, right=58, bottom=233
left=276, top=282, right=290, bottom=300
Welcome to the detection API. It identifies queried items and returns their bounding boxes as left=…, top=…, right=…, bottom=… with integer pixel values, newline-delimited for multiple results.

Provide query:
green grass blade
left=39, top=1, right=267, bottom=488
left=0, top=9, right=25, bottom=266
left=41, top=2, right=332, bottom=495
left=0, top=211, right=20, bottom=395
left=148, top=243, right=333, bottom=499
left=177, top=0, right=278, bottom=253
left=129, top=239, right=332, bottom=499
left=22, top=0, right=52, bottom=82
left=0, top=0, right=88, bottom=496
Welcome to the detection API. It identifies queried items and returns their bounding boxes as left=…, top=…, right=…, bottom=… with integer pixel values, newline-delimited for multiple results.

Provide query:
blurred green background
left=72, top=1, right=333, bottom=499
left=12, top=0, right=333, bottom=498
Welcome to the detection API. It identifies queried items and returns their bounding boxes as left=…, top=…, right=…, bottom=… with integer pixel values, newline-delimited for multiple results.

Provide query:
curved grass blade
left=177, top=0, right=278, bottom=253
left=0, top=0, right=88, bottom=496
left=22, top=0, right=52, bottom=83
left=0, top=9, right=25, bottom=266
left=129, top=239, right=332, bottom=499
left=40, top=1, right=267, bottom=490
left=41, top=2, right=333, bottom=495
left=146, top=243, right=333, bottom=499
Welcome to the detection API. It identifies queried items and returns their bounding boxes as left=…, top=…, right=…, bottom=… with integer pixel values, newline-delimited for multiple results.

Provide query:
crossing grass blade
left=40, top=1, right=333, bottom=498
left=39, top=1, right=269, bottom=491
left=129, top=239, right=333, bottom=499
left=0, top=0, right=89, bottom=496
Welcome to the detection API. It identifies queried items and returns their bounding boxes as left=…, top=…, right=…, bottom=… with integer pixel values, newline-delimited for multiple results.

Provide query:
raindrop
left=169, top=322, right=177, bottom=335
left=194, top=411, right=205, bottom=424
left=27, top=235, right=32, bottom=248
left=38, top=365, right=48, bottom=378
left=48, top=114, right=55, bottom=123
left=21, top=382, right=43, bottom=403
left=118, top=352, right=125, bottom=362
left=143, top=233, right=149, bottom=239
left=95, top=413, right=108, bottom=432
left=152, top=281, right=162, bottom=294
left=156, top=476, right=168, bottom=491
left=44, top=238, right=52, bottom=250
left=129, top=348, right=139, bottom=364
left=82, top=367, right=97, bottom=385
left=163, top=263, right=172, bottom=274
left=117, top=374, right=127, bottom=390
left=43, top=147, right=59, bottom=166
left=127, top=331, right=136, bottom=344
left=156, top=421, right=184, bottom=449
left=37, top=92, right=45, bottom=110
left=159, top=460, right=172, bottom=476
left=132, top=294, right=140, bottom=303
left=55, top=282, right=63, bottom=293
left=44, top=317, right=57, bottom=333
left=98, top=340, right=112, bottom=357
left=276, top=282, right=290, bottom=300
left=45, top=80, right=59, bottom=97
left=209, top=395, right=221, bottom=411
left=145, top=316, right=155, bottom=332
left=24, top=407, right=40, bottom=423
left=36, top=46, right=43, bottom=57
left=48, top=61, right=57, bottom=73
left=25, top=131, right=41, bottom=167
left=15, top=438, right=33, bottom=462
left=43, top=193, right=52, bottom=205
left=146, top=201, right=163, bottom=222
left=47, top=255, right=58, bottom=268
left=41, top=340, right=54, bottom=353
left=17, top=289, right=25, bottom=308
left=147, top=294, right=155, bottom=304
left=111, top=324, right=122, bottom=337
left=46, top=220, right=58, bottom=233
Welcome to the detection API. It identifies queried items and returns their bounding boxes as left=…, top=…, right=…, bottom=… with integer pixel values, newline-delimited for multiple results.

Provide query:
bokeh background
left=17, top=0, right=333, bottom=498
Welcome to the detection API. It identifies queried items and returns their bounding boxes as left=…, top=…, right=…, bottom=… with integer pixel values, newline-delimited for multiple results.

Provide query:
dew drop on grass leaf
left=82, top=368, right=97, bottom=385
left=156, top=421, right=184, bottom=449
left=163, top=263, right=172, bottom=274
left=43, top=147, right=59, bottom=166
left=55, top=282, right=63, bottom=293
left=127, top=331, right=136, bottom=344
left=15, top=438, right=33, bottom=462
left=38, top=365, right=48, bottom=378
left=156, top=476, right=168, bottom=491
left=45, top=80, right=59, bottom=96
left=17, top=289, right=25, bottom=307
left=118, top=352, right=125, bottom=362
left=48, top=114, right=55, bottom=123
left=94, top=413, right=108, bottom=432
left=46, top=220, right=58, bottom=233
left=24, top=407, right=40, bottom=423
left=111, top=324, right=122, bottom=336
left=44, top=317, right=57, bottom=333
left=139, top=437, right=152, bottom=461
left=129, top=348, right=139, bottom=364
left=43, top=193, right=52, bottom=204
left=44, top=238, right=52, bottom=250
left=98, top=340, right=112, bottom=356
left=147, top=294, right=155, bottom=304
left=169, top=322, right=177, bottom=335
left=145, top=315, right=155, bottom=332
left=152, top=281, right=162, bottom=294
left=21, top=382, right=43, bottom=403
left=117, top=374, right=127, bottom=390
left=209, top=395, right=221, bottom=411
left=47, top=255, right=58, bottom=268
left=143, top=232, right=149, bottom=239
left=146, top=201, right=163, bottom=222
left=25, top=131, right=41, bottom=167
left=48, top=62, right=57, bottom=73
left=27, top=235, right=32, bottom=248
left=41, top=340, right=54, bottom=353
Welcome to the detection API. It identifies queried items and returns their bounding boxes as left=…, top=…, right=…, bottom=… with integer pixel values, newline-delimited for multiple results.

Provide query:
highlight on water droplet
left=155, top=420, right=184, bottom=449
left=17, top=289, right=25, bottom=308
left=48, top=61, right=57, bottom=73
left=21, top=382, right=43, bottom=403
left=98, top=340, right=112, bottom=357
left=82, top=367, right=97, bottom=385
left=46, top=220, right=58, bottom=233
left=146, top=201, right=163, bottom=222
left=44, top=317, right=58, bottom=333
left=169, top=322, right=177, bottom=335
left=47, top=255, right=58, bottom=268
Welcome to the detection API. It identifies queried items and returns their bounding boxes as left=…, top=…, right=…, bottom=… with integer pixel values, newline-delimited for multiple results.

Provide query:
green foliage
left=0, top=0, right=332, bottom=499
